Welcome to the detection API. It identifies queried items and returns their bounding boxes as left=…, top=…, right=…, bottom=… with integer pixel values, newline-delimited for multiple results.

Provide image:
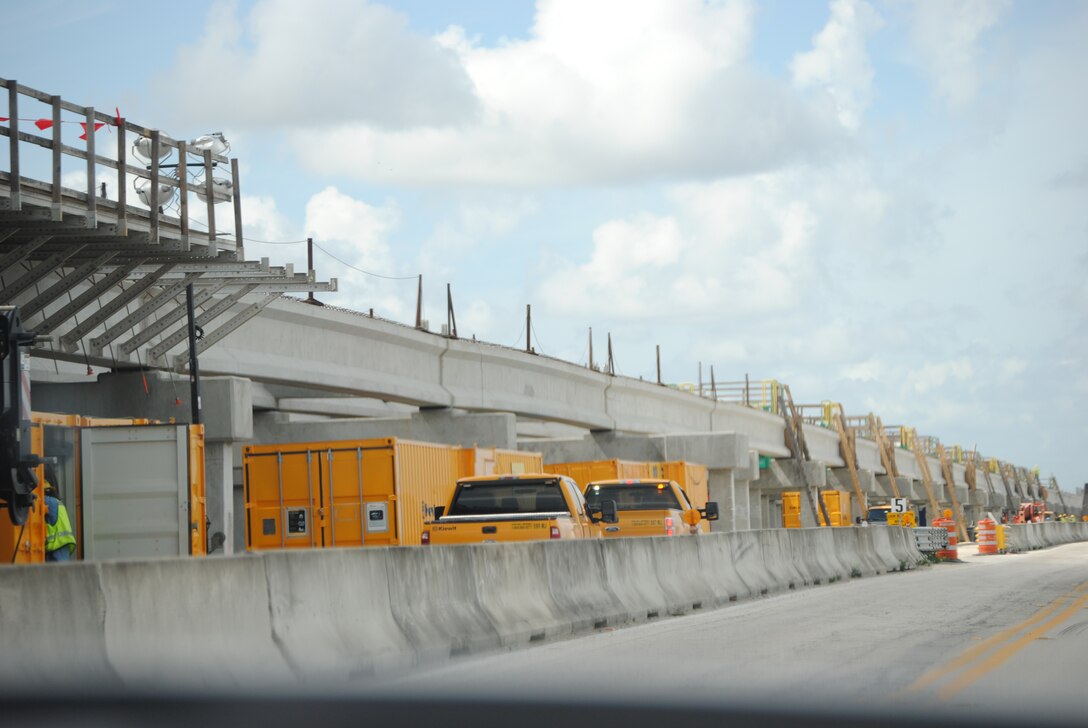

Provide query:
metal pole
left=446, top=283, right=457, bottom=337
left=231, top=158, right=244, bottom=261
left=588, top=327, right=594, bottom=370
left=8, top=81, right=21, bottom=211
left=525, top=305, right=531, bottom=353
left=656, top=345, right=662, bottom=385
left=415, top=275, right=423, bottom=329
left=185, top=283, right=202, bottom=425
left=306, top=238, right=316, bottom=304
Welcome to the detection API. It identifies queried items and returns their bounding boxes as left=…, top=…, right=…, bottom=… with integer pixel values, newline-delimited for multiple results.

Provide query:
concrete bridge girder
left=198, top=301, right=848, bottom=453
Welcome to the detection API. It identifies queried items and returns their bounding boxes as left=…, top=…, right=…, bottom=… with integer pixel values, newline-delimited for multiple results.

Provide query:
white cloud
left=154, top=0, right=478, bottom=129
left=423, top=194, right=539, bottom=261
left=298, top=187, right=410, bottom=316
left=907, top=357, right=974, bottom=394
left=290, top=0, right=844, bottom=186
left=458, top=299, right=498, bottom=341
left=901, top=0, right=1010, bottom=108
left=61, top=169, right=117, bottom=201
left=839, top=358, right=882, bottom=382
left=790, top=0, right=883, bottom=130
left=998, top=357, right=1027, bottom=382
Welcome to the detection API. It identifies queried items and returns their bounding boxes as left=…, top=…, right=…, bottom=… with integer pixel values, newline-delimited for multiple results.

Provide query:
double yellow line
left=904, top=580, right=1088, bottom=700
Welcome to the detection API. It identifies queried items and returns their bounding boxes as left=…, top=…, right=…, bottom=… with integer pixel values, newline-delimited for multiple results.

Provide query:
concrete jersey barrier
left=9, top=523, right=1080, bottom=688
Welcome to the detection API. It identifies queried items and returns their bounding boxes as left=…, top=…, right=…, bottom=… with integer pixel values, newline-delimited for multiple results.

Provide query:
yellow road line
left=902, top=580, right=1088, bottom=695
left=937, top=591, right=1088, bottom=700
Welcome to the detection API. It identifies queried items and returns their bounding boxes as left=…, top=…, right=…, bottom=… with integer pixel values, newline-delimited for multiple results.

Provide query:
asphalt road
left=379, top=541, right=1088, bottom=722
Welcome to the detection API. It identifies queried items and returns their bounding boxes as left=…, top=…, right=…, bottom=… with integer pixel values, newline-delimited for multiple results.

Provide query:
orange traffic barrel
left=977, top=518, right=998, bottom=555
left=935, top=517, right=958, bottom=560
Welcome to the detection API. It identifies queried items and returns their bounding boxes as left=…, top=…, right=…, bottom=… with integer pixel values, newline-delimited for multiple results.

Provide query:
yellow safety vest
left=46, top=500, right=77, bottom=555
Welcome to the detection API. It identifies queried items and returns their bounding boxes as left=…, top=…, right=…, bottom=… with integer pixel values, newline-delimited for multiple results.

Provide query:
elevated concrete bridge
left=3, top=78, right=1074, bottom=555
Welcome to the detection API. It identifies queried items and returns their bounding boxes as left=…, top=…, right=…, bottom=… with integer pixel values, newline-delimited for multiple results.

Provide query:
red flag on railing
left=0, top=117, right=7, bottom=122
left=35, top=119, right=53, bottom=130
left=79, top=121, right=105, bottom=140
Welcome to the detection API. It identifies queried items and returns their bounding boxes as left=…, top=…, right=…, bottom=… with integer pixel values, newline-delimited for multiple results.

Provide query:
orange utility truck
left=583, top=479, right=718, bottom=538
left=423, top=473, right=617, bottom=545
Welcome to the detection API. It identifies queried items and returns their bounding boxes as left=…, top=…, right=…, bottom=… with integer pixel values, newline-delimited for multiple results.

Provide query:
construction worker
left=43, top=465, right=76, bottom=562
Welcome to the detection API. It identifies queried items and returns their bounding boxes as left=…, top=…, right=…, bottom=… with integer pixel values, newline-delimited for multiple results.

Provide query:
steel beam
left=119, top=280, right=229, bottom=357
left=20, top=252, right=118, bottom=318
left=61, top=263, right=174, bottom=352
left=89, top=272, right=206, bottom=356
left=0, top=246, right=85, bottom=303
left=0, top=236, right=50, bottom=276
left=148, top=284, right=258, bottom=361
left=37, top=258, right=149, bottom=336
left=188, top=292, right=283, bottom=361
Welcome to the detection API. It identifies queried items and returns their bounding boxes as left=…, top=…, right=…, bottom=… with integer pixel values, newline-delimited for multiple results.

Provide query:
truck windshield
left=867, top=508, right=889, bottom=523
left=446, top=479, right=570, bottom=516
left=584, top=483, right=681, bottom=512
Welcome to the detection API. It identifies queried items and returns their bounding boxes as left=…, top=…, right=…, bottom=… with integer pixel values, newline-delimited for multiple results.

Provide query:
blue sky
left=3, top=0, right=1086, bottom=493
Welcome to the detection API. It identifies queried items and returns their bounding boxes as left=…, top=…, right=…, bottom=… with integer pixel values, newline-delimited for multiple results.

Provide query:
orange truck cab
left=423, top=473, right=618, bottom=546
left=583, top=479, right=718, bottom=538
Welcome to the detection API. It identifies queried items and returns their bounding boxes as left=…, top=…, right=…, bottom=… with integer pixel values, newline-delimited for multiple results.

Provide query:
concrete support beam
left=754, top=460, right=826, bottom=492
left=520, top=431, right=751, bottom=471
left=253, top=408, right=518, bottom=450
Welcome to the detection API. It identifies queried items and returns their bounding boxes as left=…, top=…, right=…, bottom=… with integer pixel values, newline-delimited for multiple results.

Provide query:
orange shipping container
left=244, top=437, right=460, bottom=550
left=660, top=461, right=709, bottom=510
left=457, top=447, right=543, bottom=478
left=544, top=459, right=658, bottom=488
left=782, top=490, right=852, bottom=528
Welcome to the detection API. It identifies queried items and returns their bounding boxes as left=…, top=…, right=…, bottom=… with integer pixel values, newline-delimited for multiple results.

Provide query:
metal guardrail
left=913, top=527, right=949, bottom=553
left=695, top=378, right=781, bottom=414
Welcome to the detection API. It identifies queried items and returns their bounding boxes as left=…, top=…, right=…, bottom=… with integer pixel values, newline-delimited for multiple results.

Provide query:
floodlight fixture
left=189, top=132, right=230, bottom=157
left=134, top=177, right=176, bottom=208
left=132, top=136, right=172, bottom=165
left=195, top=177, right=234, bottom=204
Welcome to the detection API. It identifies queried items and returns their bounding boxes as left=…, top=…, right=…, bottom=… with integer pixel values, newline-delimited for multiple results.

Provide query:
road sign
left=891, top=497, right=909, bottom=513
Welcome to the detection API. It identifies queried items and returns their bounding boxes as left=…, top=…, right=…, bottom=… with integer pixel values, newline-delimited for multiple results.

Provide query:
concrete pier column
left=204, top=442, right=233, bottom=555
left=708, top=468, right=738, bottom=530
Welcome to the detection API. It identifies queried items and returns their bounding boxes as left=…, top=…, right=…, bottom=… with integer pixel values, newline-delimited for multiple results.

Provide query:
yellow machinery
left=1, top=412, right=206, bottom=564
left=783, top=490, right=852, bottom=528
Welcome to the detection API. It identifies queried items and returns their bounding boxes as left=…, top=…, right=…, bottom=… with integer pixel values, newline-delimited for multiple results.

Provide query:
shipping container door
left=323, top=446, right=369, bottom=548
left=80, top=424, right=194, bottom=559
left=244, top=448, right=322, bottom=550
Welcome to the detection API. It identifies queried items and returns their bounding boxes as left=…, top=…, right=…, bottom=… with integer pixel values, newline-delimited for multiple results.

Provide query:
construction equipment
left=1016, top=501, right=1046, bottom=524
left=780, top=385, right=831, bottom=527
left=0, top=306, right=42, bottom=525
left=1, top=411, right=208, bottom=562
